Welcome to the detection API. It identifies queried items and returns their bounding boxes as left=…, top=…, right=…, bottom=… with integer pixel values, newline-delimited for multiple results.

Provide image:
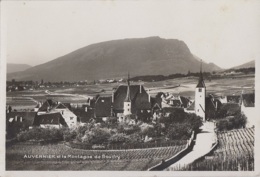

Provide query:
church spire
left=196, top=60, right=205, bottom=88
left=125, top=72, right=131, bottom=102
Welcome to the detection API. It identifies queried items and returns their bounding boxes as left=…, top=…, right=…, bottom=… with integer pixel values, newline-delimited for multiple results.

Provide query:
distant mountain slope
left=7, top=63, right=31, bottom=74
left=230, top=60, right=255, bottom=70
left=192, top=54, right=222, bottom=71
left=7, top=36, right=221, bottom=82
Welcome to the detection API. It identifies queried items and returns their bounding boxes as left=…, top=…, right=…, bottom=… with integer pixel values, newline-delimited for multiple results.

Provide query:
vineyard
left=179, top=127, right=254, bottom=171
left=6, top=142, right=186, bottom=170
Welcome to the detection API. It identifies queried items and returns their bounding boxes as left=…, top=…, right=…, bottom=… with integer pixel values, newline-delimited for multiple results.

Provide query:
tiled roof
left=186, top=97, right=222, bottom=118
left=171, top=100, right=182, bottom=107
left=180, top=96, right=190, bottom=108
left=95, top=97, right=112, bottom=118
left=38, top=99, right=57, bottom=112
left=38, top=101, right=50, bottom=112
left=33, top=112, right=68, bottom=127
left=55, top=103, right=67, bottom=109
left=72, top=107, right=94, bottom=123
left=242, top=93, right=255, bottom=107
left=63, top=103, right=72, bottom=110
left=113, top=85, right=151, bottom=111
left=6, top=112, right=37, bottom=127
left=151, top=97, right=162, bottom=109
left=162, top=107, right=184, bottom=117
left=186, top=101, right=195, bottom=111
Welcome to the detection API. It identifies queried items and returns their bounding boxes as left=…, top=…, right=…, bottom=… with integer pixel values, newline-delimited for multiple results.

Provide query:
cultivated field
left=179, top=127, right=254, bottom=171
left=6, top=75, right=255, bottom=110
left=6, top=142, right=186, bottom=171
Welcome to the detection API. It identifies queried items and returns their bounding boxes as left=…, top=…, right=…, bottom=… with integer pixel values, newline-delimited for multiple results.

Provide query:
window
left=128, top=104, right=130, bottom=106
left=197, top=109, right=199, bottom=112
left=199, top=88, right=202, bottom=92
left=70, top=117, right=73, bottom=120
left=128, top=109, right=130, bottom=111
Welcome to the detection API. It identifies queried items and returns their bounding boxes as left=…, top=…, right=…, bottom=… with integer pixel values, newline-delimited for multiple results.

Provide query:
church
left=94, top=74, right=159, bottom=122
left=185, top=63, right=221, bottom=121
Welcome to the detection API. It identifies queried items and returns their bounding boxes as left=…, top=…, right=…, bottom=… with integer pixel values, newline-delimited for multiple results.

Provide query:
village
left=6, top=64, right=255, bottom=133
left=5, top=62, right=255, bottom=171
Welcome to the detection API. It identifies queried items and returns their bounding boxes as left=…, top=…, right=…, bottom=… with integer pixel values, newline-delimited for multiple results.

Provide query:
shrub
left=17, top=127, right=63, bottom=142
left=82, top=127, right=111, bottom=144
left=63, top=128, right=77, bottom=142
left=216, top=113, right=247, bottom=131
left=117, top=123, right=141, bottom=135
left=166, top=123, right=191, bottom=140
left=140, top=123, right=156, bottom=137
left=108, top=133, right=131, bottom=144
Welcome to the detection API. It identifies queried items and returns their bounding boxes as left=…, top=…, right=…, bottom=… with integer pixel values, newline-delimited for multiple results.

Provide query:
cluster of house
left=6, top=69, right=255, bottom=138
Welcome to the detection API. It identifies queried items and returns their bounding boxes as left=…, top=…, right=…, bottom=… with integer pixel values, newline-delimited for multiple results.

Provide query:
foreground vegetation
left=6, top=142, right=186, bottom=170
left=16, top=111, right=202, bottom=149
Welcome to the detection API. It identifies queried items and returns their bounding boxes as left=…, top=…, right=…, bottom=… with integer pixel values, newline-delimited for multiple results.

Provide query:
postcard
left=0, top=0, right=259, bottom=177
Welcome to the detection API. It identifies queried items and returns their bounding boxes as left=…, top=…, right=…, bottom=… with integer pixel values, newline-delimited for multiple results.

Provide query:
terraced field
left=6, top=142, right=187, bottom=171
left=180, top=128, right=254, bottom=171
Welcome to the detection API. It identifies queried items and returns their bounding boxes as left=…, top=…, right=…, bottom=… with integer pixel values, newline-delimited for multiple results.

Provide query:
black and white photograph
left=0, top=0, right=259, bottom=176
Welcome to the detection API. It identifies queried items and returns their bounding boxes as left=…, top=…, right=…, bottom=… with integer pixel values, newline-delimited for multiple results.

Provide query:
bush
left=82, top=127, right=111, bottom=144
left=117, top=123, right=141, bottom=135
left=108, top=133, right=131, bottom=144
left=164, top=113, right=202, bottom=140
left=166, top=123, right=191, bottom=140
left=216, top=113, right=247, bottom=131
left=17, top=127, right=63, bottom=142
left=140, top=123, right=156, bottom=137
left=63, top=128, right=77, bottom=142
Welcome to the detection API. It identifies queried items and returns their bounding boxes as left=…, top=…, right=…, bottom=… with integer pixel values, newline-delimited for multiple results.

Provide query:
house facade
left=33, top=112, right=68, bottom=128
left=34, top=99, right=79, bottom=128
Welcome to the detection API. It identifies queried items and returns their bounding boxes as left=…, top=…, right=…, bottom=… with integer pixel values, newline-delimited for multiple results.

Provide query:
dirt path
left=165, top=122, right=217, bottom=171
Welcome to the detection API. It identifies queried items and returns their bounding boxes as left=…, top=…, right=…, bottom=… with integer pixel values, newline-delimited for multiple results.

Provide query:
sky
left=2, top=0, right=260, bottom=69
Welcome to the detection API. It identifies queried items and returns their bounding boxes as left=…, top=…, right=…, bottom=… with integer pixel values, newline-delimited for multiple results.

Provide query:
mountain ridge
left=7, top=63, right=32, bottom=74
left=7, top=36, right=222, bottom=82
left=230, top=60, right=255, bottom=70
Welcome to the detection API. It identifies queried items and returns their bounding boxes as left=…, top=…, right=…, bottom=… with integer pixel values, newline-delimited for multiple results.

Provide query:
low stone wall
left=148, top=131, right=196, bottom=171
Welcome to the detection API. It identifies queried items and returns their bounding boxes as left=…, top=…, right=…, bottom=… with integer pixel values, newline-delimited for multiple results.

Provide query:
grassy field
left=179, top=127, right=254, bottom=171
left=6, top=75, right=255, bottom=110
left=6, top=142, right=186, bottom=171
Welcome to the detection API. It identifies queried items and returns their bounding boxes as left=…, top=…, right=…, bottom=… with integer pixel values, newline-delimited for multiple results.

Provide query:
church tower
left=123, top=73, right=132, bottom=115
left=195, top=61, right=206, bottom=121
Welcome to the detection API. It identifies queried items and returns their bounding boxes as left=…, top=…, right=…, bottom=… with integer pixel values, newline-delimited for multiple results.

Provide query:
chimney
left=216, top=101, right=218, bottom=110
left=15, top=116, right=17, bottom=122
left=20, top=117, right=23, bottom=122
left=140, top=85, right=142, bottom=93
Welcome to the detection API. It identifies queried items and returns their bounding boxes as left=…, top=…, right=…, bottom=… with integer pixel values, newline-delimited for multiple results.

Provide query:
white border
left=0, top=1, right=259, bottom=177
